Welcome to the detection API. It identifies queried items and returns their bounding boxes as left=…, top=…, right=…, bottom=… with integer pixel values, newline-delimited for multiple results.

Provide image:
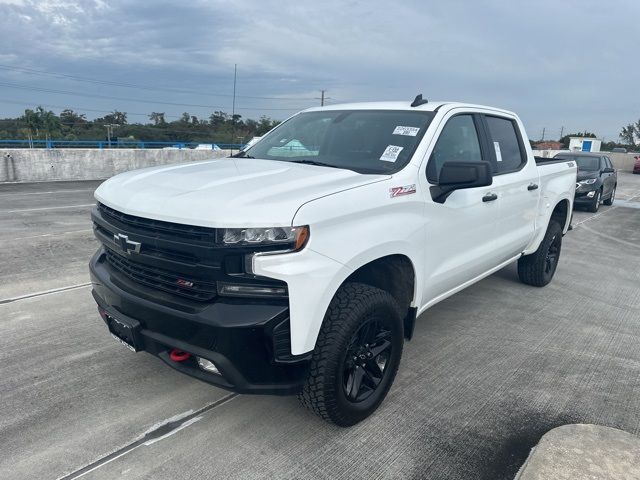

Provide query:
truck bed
left=535, top=156, right=570, bottom=165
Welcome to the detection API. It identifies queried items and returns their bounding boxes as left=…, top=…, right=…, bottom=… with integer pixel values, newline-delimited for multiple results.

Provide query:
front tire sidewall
left=334, top=308, right=403, bottom=419
left=589, top=190, right=601, bottom=212
left=300, top=283, right=404, bottom=427
left=604, top=186, right=615, bottom=206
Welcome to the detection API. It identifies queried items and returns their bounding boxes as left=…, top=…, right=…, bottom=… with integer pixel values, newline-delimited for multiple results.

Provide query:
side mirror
left=430, top=161, right=493, bottom=203
left=602, top=167, right=615, bottom=173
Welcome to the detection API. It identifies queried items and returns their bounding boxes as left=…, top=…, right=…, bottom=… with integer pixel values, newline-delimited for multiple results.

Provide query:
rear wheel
left=298, top=282, right=403, bottom=427
left=518, top=220, right=563, bottom=287
left=603, top=186, right=616, bottom=206
left=587, top=189, right=601, bottom=212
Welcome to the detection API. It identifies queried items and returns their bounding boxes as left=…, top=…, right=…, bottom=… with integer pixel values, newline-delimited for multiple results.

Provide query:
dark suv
left=554, top=152, right=617, bottom=212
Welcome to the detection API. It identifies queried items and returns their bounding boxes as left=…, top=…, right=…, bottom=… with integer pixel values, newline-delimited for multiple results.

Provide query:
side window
left=427, top=115, right=482, bottom=182
left=600, top=157, right=606, bottom=170
left=484, top=116, right=525, bottom=174
left=605, top=157, right=612, bottom=169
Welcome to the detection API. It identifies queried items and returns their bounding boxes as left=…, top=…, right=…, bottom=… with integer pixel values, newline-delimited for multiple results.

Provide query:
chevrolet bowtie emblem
left=113, top=233, right=141, bottom=254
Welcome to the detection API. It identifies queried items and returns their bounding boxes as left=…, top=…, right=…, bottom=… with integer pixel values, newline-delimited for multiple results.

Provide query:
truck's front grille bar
left=105, top=248, right=217, bottom=301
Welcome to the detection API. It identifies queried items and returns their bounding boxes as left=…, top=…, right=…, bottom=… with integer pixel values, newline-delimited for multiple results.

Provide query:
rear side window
left=484, top=116, right=525, bottom=174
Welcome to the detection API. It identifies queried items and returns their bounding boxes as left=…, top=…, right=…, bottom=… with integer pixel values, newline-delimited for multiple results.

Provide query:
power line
left=0, top=63, right=317, bottom=101
left=0, top=99, right=281, bottom=133
left=0, top=81, right=308, bottom=111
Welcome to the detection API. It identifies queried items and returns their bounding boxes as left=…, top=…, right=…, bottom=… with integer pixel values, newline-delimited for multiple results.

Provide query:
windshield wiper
left=230, top=151, right=254, bottom=158
left=287, top=159, right=342, bottom=169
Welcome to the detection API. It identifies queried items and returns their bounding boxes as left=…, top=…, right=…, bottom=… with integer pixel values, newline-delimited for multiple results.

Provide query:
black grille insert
left=106, top=249, right=217, bottom=301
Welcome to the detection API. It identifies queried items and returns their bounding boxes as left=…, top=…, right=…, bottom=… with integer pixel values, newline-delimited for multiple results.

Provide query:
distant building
left=534, top=141, right=563, bottom=150
left=569, top=137, right=601, bottom=152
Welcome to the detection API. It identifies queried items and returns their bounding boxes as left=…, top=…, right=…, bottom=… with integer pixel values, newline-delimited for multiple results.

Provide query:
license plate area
left=103, top=310, right=142, bottom=352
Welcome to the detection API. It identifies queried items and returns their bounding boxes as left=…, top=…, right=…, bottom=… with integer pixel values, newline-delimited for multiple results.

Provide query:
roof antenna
left=411, top=94, right=428, bottom=107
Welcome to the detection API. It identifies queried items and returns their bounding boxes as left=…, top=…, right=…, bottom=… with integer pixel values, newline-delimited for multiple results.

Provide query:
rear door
left=602, top=156, right=615, bottom=197
left=420, top=111, right=505, bottom=303
left=481, top=114, right=539, bottom=261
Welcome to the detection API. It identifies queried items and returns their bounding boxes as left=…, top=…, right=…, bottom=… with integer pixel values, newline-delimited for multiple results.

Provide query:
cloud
left=0, top=0, right=638, bottom=138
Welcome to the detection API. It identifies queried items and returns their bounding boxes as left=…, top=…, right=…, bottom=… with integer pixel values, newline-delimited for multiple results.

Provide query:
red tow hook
left=169, top=349, right=191, bottom=362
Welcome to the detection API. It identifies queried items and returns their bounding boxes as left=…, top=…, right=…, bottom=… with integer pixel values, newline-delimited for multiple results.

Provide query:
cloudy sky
left=0, top=0, right=637, bottom=141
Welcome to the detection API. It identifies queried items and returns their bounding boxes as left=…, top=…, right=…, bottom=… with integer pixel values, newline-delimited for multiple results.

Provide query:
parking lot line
left=0, top=189, right=94, bottom=198
left=0, top=283, right=91, bottom=305
left=13, top=229, right=93, bottom=241
left=4, top=203, right=95, bottom=214
left=57, top=393, right=238, bottom=480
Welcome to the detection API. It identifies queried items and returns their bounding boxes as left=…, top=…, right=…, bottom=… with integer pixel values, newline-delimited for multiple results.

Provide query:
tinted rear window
left=484, top=116, right=525, bottom=174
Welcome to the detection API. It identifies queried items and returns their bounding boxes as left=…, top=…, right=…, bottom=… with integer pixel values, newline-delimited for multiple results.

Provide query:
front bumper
left=574, top=185, right=598, bottom=204
left=89, top=248, right=310, bottom=395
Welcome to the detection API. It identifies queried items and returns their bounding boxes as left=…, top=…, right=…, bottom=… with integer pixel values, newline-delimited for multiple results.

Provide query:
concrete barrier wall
left=533, top=150, right=637, bottom=171
left=0, top=148, right=232, bottom=183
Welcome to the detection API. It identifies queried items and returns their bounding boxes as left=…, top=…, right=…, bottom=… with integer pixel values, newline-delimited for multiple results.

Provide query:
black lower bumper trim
left=90, top=248, right=310, bottom=395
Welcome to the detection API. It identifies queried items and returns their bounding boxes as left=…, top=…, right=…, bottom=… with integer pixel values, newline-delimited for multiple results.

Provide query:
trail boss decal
left=390, top=184, right=416, bottom=198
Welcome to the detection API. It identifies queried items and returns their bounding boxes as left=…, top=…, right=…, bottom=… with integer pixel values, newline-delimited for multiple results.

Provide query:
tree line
left=620, top=119, right=640, bottom=148
left=0, top=106, right=282, bottom=145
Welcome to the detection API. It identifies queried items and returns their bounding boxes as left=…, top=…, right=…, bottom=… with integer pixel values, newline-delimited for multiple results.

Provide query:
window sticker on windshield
left=380, top=145, right=404, bottom=162
left=493, top=141, right=503, bottom=162
left=393, top=126, right=420, bottom=136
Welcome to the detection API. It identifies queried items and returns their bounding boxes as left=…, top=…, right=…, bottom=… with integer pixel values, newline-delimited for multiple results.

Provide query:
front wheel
left=298, top=282, right=404, bottom=427
left=603, top=186, right=616, bottom=206
left=518, top=220, right=563, bottom=287
left=587, top=189, right=601, bottom=212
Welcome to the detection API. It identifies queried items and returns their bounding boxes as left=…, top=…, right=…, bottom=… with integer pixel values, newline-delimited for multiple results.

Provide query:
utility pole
left=316, top=90, right=330, bottom=106
left=103, top=124, right=118, bottom=148
left=541, top=127, right=545, bottom=142
left=559, top=126, right=564, bottom=139
left=231, top=63, right=237, bottom=154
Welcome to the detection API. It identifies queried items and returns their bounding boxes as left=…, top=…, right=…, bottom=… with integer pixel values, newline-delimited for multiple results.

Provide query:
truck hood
left=95, top=158, right=388, bottom=228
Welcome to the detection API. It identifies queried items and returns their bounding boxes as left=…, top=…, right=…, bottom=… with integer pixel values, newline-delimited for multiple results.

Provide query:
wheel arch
left=550, top=198, right=571, bottom=232
left=341, top=253, right=418, bottom=340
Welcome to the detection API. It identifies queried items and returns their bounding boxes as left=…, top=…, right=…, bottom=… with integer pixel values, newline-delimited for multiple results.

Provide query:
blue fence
left=0, top=139, right=245, bottom=150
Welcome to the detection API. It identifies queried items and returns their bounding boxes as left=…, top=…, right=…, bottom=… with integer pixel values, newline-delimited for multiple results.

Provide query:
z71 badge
left=390, top=184, right=416, bottom=198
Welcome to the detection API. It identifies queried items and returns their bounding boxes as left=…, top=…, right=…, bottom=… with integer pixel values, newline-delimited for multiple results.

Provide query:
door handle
left=482, top=193, right=498, bottom=202
left=527, top=183, right=539, bottom=191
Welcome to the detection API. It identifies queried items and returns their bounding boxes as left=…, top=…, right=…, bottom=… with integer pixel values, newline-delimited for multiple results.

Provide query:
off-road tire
left=517, top=220, right=563, bottom=287
left=297, top=282, right=404, bottom=427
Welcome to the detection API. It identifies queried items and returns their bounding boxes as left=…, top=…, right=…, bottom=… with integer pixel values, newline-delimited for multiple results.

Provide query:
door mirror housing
left=430, top=161, right=493, bottom=203
left=602, top=167, right=615, bottom=173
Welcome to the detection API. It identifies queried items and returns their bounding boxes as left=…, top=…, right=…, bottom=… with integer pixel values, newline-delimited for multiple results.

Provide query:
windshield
left=243, top=110, right=435, bottom=174
left=555, top=154, right=600, bottom=171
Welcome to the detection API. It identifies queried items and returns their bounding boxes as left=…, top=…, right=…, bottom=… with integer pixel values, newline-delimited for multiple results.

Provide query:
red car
left=634, top=155, right=640, bottom=174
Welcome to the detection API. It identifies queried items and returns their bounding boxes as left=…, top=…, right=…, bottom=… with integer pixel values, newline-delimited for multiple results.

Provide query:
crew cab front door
left=420, top=112, right=504, bottom=305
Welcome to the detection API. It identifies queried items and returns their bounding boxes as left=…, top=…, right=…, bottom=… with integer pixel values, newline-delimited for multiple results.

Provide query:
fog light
left=197, top=357, right=220, bottom=375
left=587, top=191, right=596, bottom=198
left=217, top=282, right=288, bottom=297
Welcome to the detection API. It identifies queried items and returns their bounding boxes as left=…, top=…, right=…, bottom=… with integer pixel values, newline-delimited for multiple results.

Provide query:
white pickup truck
left=89, top=97, right=576, bottom=426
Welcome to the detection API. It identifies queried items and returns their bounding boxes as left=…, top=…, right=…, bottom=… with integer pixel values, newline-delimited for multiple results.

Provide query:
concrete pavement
left=1, top=173, right=639, bottom=479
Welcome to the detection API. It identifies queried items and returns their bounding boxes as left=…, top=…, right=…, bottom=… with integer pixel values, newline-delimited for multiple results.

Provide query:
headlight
left=578, top=178, right=597, bottom=185
left=220, top=225, right=309, bottom=251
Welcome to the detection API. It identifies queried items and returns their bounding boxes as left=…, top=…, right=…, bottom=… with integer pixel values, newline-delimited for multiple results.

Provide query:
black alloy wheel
left=544, top=232, right=561, bottom=279
left=343, top=318, right=393, bottom=403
